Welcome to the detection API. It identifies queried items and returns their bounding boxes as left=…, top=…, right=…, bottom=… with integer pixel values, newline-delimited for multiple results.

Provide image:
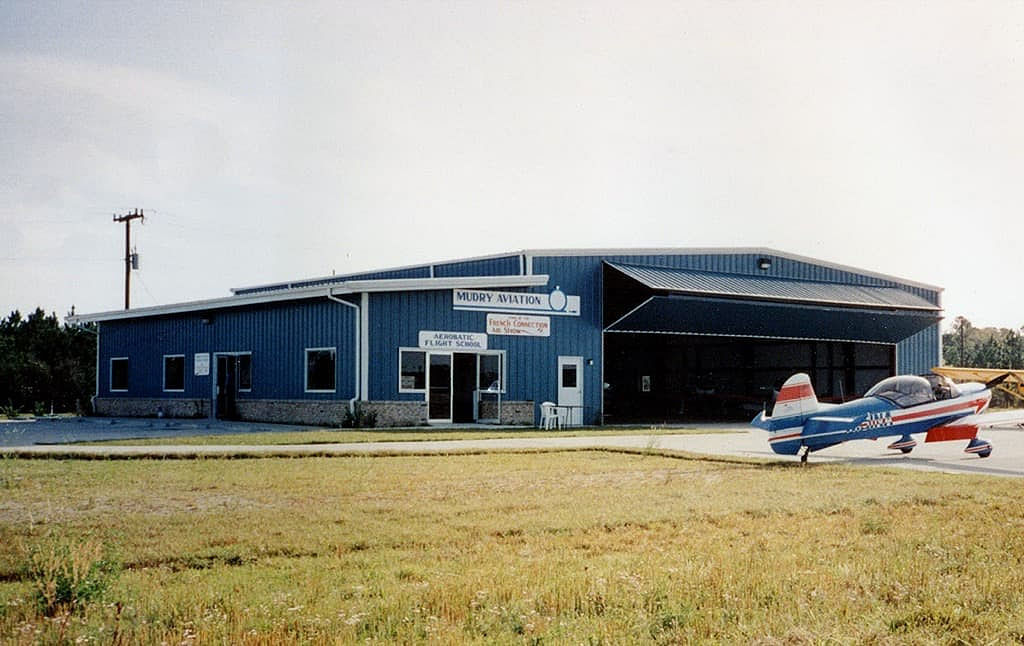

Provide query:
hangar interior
left=600, top=262, right=937, bottom=423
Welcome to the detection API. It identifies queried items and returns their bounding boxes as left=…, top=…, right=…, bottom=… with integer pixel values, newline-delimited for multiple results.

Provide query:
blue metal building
left=71, top=248, right=943, bottom=427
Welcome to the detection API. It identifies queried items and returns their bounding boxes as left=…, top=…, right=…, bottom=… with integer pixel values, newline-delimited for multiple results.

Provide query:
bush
left=0, top=400, right=17, bottom=419
left=27, top=536, right=120, bottom=616
left=342, top=402, right=378, bottom=428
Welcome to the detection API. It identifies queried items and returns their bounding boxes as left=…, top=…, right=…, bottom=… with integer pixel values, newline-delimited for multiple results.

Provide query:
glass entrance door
left=428, top=353, right=452, bottom=422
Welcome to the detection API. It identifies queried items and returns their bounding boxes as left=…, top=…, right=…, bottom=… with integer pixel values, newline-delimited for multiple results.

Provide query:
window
left=479, top=353, right=503, bottom=392
left=237, top=353, right=252, bottom=391
left=399, top=349, right=426, bottom=392
left=305, top=348, right=336, bottom=392
left=562, top=364, right=577, bottom=388
left=110, top=357, right=129, bottom=392
left=163, top=355, right=185, bottom=391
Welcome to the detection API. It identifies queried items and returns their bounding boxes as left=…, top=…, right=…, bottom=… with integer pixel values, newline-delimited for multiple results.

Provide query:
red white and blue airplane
left=752, top=372, right=1021, bottom=462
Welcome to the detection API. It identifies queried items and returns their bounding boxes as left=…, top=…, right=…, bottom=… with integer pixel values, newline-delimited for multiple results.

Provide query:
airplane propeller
left=985, top=372, right=1012, bottom=390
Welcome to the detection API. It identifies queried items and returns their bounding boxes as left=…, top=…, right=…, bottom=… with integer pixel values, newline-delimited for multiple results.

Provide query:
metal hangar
left=70, top=248, right=942, bottom=427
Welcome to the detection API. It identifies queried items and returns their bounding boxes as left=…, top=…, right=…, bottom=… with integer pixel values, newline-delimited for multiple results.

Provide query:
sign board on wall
left=453, top=288, right=580, bottom=316
left=486, top=313, right=551, bottom=337
left=194, top=353, right=210, bottom=376
left=418, top=331, right=488, bottom=350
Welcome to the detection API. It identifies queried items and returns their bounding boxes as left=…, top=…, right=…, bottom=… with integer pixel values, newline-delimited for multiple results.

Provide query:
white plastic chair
left=539, top=401, right=560, bottom=429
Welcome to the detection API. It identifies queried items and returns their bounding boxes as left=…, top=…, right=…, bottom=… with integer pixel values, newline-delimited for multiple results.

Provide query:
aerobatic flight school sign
left=453, top=288, right=581, bottom=316
left=418, top=331, right=488, bottom=350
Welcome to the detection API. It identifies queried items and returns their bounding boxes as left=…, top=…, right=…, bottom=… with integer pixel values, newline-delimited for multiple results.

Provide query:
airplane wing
left=932, top=367, right=1024, bottom=402
left=925, top=410, right=1024, bottom=443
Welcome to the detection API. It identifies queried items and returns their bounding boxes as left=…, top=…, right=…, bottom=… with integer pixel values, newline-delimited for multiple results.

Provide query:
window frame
left=162, top=354, right=186, bottom=392
left=109, top=357, right=129, bottom=392
left=236, top=352, right=253, bottom=392
left=477, top=351, right=506, bottom=394
left=398, top=348, right=427, bottom=393
left=304, top=347, right=337, bottom=393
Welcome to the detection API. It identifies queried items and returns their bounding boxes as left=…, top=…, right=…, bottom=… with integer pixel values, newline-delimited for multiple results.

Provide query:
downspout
left=327, top=290, right=360, bottom=413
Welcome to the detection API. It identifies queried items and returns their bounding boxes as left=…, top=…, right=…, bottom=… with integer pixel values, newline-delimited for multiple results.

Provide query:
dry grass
left=1, top=452, right=1023, bottom=643
left=77, top=425, right=730, bottom=446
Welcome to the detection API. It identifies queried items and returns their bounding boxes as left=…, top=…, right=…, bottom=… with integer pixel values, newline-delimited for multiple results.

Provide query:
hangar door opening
left=600, top=261, right=940, bottom=424
left=603, top=334, right=894, bottom=423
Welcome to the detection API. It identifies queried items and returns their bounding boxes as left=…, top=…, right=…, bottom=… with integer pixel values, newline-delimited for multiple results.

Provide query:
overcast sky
left=1, top=1, right=1022, bottom=329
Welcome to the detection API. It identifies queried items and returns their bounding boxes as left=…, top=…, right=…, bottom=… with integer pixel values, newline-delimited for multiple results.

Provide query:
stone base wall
left=359, top=401, right=428, bottom=427
left=93, top=398, right=209, bottom=418
left=479, top=400, right=534, bottom=426
left=92, top=398, right=536, bottom=427
left=235, top=400, right=351, bottom=427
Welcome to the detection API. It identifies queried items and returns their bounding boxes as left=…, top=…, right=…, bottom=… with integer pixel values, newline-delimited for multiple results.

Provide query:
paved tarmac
left=2, top=417, right=1023, bottom=478
left=0, top=416, right=311, bottom=446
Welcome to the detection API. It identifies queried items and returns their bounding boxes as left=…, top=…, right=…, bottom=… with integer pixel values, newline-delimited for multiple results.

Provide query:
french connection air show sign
left=486, top=314, right=551, bottom=337
left=453, top=288, right=581, bottom=316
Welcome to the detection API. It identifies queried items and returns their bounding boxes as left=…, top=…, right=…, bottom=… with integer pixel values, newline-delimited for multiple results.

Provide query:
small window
left=110, top=357, right=129, bottom=392
left=237, top=354, right=252, bottom=391
left=163, top=355, right=185, bottom=391
left=399, top=349, right=426, bottom=391
left=562, top=365, right=577, bottom=388
left=306, top=348, right=336, bottom=392
left=479, top=353, right=503, bottom=392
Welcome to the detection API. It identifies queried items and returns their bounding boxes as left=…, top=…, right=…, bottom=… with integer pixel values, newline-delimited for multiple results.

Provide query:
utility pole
left=113, top=209, right=144, bottom=309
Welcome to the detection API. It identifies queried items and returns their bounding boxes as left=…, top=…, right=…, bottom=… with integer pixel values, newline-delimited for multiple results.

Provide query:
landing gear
left=800, top=446, right=810, bottom=464
left=965, top=438, right=992, bottom=458
left=887, top=435, right=917, bottom=455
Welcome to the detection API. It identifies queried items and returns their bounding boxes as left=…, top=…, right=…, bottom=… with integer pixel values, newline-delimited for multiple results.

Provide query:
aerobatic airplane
left=751, top=371, right=1022, bottom=462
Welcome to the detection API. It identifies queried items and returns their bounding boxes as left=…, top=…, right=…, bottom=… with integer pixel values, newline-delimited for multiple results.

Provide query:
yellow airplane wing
left=932, top=367, right=1024, bottom=402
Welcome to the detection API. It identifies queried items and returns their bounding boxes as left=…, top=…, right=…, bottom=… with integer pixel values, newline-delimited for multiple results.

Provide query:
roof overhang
left=605, top=295, right=942, bottom=344
left=606, top=261, right=940, bottom=311
left=69, top=274, right=549, bottom=324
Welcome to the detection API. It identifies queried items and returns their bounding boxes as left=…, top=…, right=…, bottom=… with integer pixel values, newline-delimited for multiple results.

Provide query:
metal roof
left=68, top=273, right=550, bottom=324
left=606, top=262, right=940, bottom=311
left=230, top=247, right=942, bottom=295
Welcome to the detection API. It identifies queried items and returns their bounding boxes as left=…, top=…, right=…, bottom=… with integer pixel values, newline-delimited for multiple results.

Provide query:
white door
left=557, top=355, right=584, bottom=426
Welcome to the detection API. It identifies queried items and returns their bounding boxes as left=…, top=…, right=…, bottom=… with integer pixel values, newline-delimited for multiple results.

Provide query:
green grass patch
left=78, top=425, right=735, bottom=446
left=1, top=452, right=1023, bottom=643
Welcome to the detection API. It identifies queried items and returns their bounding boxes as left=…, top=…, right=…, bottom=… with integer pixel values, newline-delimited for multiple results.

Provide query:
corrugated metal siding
left=433, top=255, right=521, bottom=278
left=897, top=324, right=941, bottom=375
left=99, top=249, right=940, bottom=422
left=367, top=270, right=603, bottom=423
left=99, top=298, right=357, bottom=401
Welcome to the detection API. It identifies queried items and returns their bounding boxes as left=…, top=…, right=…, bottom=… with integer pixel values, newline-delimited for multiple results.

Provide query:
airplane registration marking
left=856, top=411, right=892, bottom=431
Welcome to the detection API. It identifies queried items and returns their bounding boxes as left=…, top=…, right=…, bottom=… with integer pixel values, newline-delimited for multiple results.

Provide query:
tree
left=0, top=309, right=96, bottom=415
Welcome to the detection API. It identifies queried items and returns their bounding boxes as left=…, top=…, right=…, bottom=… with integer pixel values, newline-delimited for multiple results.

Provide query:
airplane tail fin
left=753, top=373, right=819, bottom=432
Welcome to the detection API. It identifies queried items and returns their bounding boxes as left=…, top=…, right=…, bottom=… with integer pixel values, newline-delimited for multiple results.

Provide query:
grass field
left=2, top=451, right=1024, bottom=643
left=80, top=425, right=729, bottom=446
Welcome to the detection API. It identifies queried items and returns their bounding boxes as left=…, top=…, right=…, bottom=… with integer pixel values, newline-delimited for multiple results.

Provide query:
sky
left=1, top=1, right=1022, bottom=329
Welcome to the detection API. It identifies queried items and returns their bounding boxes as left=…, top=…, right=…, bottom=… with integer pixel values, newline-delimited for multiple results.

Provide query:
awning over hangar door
left=607, top=295, right=939, bottom=343
left=604, top=263, right=941, bottom=343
